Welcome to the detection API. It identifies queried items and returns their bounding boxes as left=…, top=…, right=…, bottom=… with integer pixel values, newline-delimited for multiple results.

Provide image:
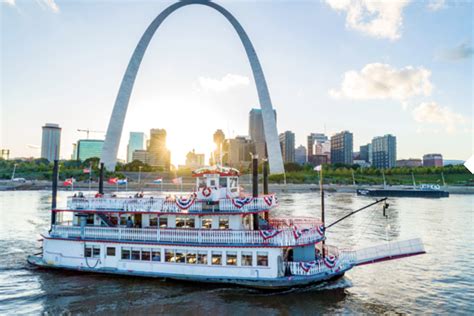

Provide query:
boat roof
left=192, top=165, right=240, bottom=177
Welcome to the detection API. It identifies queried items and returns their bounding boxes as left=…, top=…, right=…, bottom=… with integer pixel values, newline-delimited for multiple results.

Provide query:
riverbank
left=2, top=180, right=474, bottom=194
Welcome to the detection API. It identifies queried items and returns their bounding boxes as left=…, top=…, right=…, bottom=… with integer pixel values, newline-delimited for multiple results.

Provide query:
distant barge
left=357, top=185, right=449, bottom=198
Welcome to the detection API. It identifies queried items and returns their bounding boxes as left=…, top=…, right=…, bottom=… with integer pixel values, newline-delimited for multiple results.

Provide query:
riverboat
left=357, top=184, right=449, bottom=198
left=28, top=161, right=426, bottom=289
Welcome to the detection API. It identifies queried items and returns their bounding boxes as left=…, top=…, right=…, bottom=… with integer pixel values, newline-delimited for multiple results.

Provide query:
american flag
left=83, top=168, right=91, bottom=174
left=108, top=177, right=118, bottom=184
left=64, top=178, right=75, bottom=186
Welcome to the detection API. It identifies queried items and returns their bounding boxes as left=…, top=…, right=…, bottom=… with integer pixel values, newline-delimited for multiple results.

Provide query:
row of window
left=119, top=216, right=231, bottom=229
left=85, top=246, right=268, bottom=267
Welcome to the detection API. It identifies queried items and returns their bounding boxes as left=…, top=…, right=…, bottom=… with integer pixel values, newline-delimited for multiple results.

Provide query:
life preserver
left=202, top=187, right=212, bottom=197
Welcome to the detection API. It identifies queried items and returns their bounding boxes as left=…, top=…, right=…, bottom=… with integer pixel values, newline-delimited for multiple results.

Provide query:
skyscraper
left=212, top=129, right=225, bottom=165
left=307, top=133, right=329, bottom=164
left=330, top=131, right=353, bottom=165
left=249, top=108, right=276, bottom=159
left=423, top=153, right=443, bottom=167
left=147, top=129, right=171, bottom=170
left=185, top=149, right=205, bottom=168
left=223, top=136, right=255, bottom=167
left=372, top=135, right=397, bottom=169
left=359, top=143, right=372, bottom=164
left=127, top=132, right=146, bottom=163
left=41, top=123, right=61, bottom=162
left=295, top=145, right=307, bottom=165
left=279, top=131, right=295, bottom=163
left=76, top=139, right=104, bottom=161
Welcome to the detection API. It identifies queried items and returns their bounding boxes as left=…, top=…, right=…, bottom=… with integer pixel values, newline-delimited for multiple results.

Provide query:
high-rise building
left=41, top=123, right=61, bottom=161
left=147, top=129, right=171, bottom=170
left=330, top=131, right=353, bottom=165
left=132, top=150, right=149, bottom=164
left=212, top=129, right=225, bottom=165
left=307, top=133, right=329, bottom=164
left=127, top=132, right=146, bottom=163
left=249, top=108, right=276, bottom=159
left=1, top=149, right=10, bottom=160
left=223, top=136, right=255, bottom=167
left=71, top=143, right=77, bottom=160
left=185, top=149, right=205, bottom=168
left=372, top=134, right=397, bottom=169
left=423, top=153, right=443, bottom=167
left=295, top=145, right=307, bottom=165
left=279, top=131, right=295, bottom=163
left=359, top=143, right=372, bottom=164
left=76, top=139, right=104, bottom=161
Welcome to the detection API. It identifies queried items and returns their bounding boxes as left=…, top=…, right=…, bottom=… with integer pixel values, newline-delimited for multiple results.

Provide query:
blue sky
left=1, top=0, right=472, bottom=164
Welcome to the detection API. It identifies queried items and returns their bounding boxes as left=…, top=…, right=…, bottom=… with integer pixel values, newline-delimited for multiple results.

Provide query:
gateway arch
left=101, top=0, right=284, bottom=174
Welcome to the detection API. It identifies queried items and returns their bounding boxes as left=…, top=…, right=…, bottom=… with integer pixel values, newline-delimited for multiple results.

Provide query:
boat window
left=120, top=216, right=127, bottom=226
left=241, top=252, right=253, bottom=266
left=219, top=217, right=229, bottom=229
left=226, top=252, right=237, bottom=266
left=131, top=249, right=140, bottom=260
left=198, top=178, right=206, bottom=189
left=84, top=246, right=92, bottom=258
left=212, top=251, right=222, bottom=265
left=141, top=249, right=151, bottom=261
left=159, top=217, right=168, bottom=228
left=152, top=250, right=161, bottom=262
left=93, top=247, right=100, bottom=258
left=176, top=217, right=195, bottom=229
left=210, top=179, right=216, bottom=187
left=201, top=217, right=212, bottom=229
left=149, top=215, right=158, bottom=227
left=186, top=251, right=197, bottom=264
left=197, top=251, right=208, bottom=265
left=106, top=247, right=116, bottom=257
left=257, top=252, right=269, bottom=267
left=121, top=248, right=131, bottom=260
left=229, top=177, right=238, bottom=188
left=165, top=249, right=175, bottom=262
left=86, top=214, right=94, bottom=225
left=175, top=250, right=186, bottom=263
left=219, top=177, right=227, bottom=188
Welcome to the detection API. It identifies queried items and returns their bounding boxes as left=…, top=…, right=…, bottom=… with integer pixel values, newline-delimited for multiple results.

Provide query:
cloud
left=2, top=0, right=59, bottom=12
left=325, top=0, right=410, bottom=40
left=330, top=63, right=433, bottom=100
left=427, top=0, right=445, bottom=11
left=196, top=74, right=250, bottom=92
left=36, top=0, right=60, bottom=13
left=412, top=102, right=468, bottom=133
left=437, top=42, right=473, bottom=61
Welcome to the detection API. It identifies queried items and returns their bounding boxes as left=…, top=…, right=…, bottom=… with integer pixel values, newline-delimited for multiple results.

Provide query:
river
left=0, top=191, right=473, bottom=314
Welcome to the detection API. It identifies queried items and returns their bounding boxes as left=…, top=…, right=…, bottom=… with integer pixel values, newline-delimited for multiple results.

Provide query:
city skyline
left=1, top=1, right=472, bottom=165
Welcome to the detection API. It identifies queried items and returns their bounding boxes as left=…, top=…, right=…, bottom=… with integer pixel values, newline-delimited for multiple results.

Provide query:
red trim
left=52, top=209, right=270, bottom=216
left=42, top=234, right=323, bottom=249
left=355, top=251, right=426, bottom=266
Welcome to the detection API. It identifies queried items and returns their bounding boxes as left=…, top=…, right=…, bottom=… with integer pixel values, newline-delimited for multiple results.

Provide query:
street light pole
left=138, top=166, right=142, bottom=185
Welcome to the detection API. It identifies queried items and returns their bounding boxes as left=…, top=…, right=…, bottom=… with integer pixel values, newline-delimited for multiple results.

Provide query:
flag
left=172, top=177, right=182, bottom=185
left=117, top=179, right=128, bottom=185
left=314, top=165, right=322, bottom=171
left=64, top=178, right=75, bottom=186
left=153, top=178, right=163, bottom=184
left=108, top=177, right=118, bottom=184
left=83, top=168, right=91, bottom=174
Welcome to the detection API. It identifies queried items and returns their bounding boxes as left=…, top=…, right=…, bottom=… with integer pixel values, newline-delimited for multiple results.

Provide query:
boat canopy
left=192, top=165, right=240, bottom=177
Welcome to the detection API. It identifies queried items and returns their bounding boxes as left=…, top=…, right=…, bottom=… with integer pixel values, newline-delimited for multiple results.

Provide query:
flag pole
left=88, top=162, right=92, bottom=194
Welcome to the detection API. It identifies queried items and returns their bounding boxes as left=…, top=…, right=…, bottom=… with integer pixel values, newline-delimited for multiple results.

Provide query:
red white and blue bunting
left=292, top=227, right=310, bottom=240
left=323, top=255, right=338, bottom=268
left=231, top=196, right=253, bottom=209
left=259, top=229, right=282, bottom=240
left=300, top=260, right=319, bottom=273
left=263, top=194, right=277, bottom=207
left=175, top=196, right=196, bottom=210
left=317, top=224, right=325, bottom=236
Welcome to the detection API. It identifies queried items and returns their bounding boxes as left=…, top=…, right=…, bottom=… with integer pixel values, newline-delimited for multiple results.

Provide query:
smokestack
left=99, top=162, right=104, bottom=194
left=263, top=159, right=269, bottom=195
left=252, top=154, right=259, bottom=230
left=51, top=160, right=59, bottom=227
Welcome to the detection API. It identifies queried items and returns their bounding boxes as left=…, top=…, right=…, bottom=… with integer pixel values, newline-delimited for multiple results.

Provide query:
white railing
left=269, top=217, right=323, bottom=229
left=50, top=224, right=323, bottom=247
left=354, top=238, right=425, bottom=265
left=286, top=250, right=357, bottom=276
left=66, top=195, right=277, bottom=213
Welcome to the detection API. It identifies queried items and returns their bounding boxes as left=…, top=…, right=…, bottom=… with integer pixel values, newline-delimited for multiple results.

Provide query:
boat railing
left=286, top=250, right=357, bottom=276
left=49, top=224, right=323, bottom=247
left=269, top=217, right=323, bottom=229
left=66, top=194, right=277, bottom=213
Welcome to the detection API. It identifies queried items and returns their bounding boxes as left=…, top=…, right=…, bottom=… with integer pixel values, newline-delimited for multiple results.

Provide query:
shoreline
left=1, top=180, right=474, bottom=195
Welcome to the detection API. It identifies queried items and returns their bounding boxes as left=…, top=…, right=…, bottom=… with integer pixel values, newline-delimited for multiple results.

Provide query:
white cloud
left=196, top=74, right=250, bottom=92
left=1, top=0, right=16, bottom=6
left=37, top=0, right=60, bottom=13
left=325, top=0, right=411, bottom=40
left=412, top=102, right=468, bottom=133
left=330, top=63, right=433, bottom=100
left=427, top=0, right=445, bottom=11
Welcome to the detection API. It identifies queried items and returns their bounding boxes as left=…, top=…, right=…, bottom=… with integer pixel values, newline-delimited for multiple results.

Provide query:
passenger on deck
left=126, top=217, right=134, bottom=228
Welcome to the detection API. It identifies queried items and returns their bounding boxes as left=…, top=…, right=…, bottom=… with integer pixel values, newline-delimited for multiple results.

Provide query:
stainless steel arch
left=101, top=0, right=284, bottom=174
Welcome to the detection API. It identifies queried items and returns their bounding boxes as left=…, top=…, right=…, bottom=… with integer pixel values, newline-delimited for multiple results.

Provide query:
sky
left=1, top=0, right=473, bottom=165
